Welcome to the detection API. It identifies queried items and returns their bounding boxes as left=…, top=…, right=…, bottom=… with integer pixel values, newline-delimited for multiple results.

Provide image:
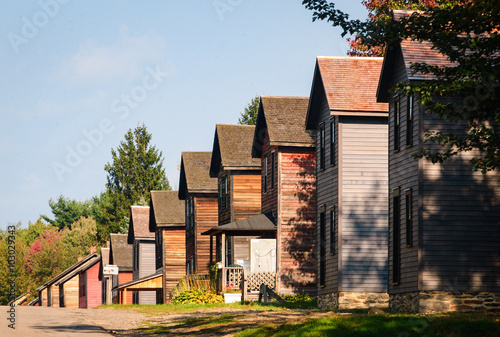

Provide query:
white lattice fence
left=222, top=267, right=243, bottom=292
left=247, top=272, right=276, bottom=291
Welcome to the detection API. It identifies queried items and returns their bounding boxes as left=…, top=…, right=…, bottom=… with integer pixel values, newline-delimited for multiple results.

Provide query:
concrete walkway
left=0, top=306, right=112, bottom=336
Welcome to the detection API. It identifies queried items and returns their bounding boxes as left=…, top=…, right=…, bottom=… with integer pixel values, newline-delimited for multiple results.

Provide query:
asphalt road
left=0, top=306, right=112, bottom=336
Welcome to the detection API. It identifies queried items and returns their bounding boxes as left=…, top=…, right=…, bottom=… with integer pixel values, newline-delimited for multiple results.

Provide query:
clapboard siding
left=163, top=228, right=186, bottom=299
left=232, top=173, right=261, bottom=221
left=340, top=118, right=388, bottom=292
left=315, top=93, right=339, bottom=295
left=139, top=241, right=156, bottom=304
left=51, top=284, right=60, bottom=307
left=194, top=196, right=218, bottom=274
left=85, top=262, right=102, bottom=309
left=63, top=276, right=79, bottom=308
left=279, top=150, right=317, bottom=295
left=118, top=271, right=133, bottom=304
left=388, top=52, right=420, bottom=295
left=421, top=114, right=500, bottom=292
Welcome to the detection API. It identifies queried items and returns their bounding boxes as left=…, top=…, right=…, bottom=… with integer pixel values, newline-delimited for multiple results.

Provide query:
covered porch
left=202, top=213, right=278, bottom=295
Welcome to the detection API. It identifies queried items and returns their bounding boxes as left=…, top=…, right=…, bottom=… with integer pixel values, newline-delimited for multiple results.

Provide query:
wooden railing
left=218, top=267, right=243, bottom=293
left=217, top=267, right=278, bottom=302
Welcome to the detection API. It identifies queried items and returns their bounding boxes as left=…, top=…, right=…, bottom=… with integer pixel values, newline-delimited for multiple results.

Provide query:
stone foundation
left=318, top=291, right=389, bottom=310
left=390, top=291, right=500, bottom=313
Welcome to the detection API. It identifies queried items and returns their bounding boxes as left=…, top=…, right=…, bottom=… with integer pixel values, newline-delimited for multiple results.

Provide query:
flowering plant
left=224, top=285, right=241, bottom=293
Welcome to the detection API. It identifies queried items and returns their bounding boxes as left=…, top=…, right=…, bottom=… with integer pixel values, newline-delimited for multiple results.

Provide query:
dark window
left=405, top=189, right=413, bottom=247
left=271, top=152, right=275, bottom=189
left=263, top=156, right=268, bottom=193
left=330, top=120, right=335, bottom=166
left=218, top=178, right=223, bottom=211
left=394, top=96, right=401, bottom=151
left=330, top=206, right=336, bottom=254
left=320, top=126, right=325, bottom=170
left=319, top=207, right=326, bottom=286
left=392, top=188, right=401, bottom=284
left=406, top=95, right=414, bottom=146
left=224, top=176, right=229, bottom=210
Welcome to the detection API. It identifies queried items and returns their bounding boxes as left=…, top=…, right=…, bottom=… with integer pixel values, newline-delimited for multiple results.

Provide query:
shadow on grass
left=236, top=313, right=500, bottom=337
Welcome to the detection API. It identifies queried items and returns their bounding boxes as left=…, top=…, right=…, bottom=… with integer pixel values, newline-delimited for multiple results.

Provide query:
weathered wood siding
left=388, top=52, right=420, bottom=295
left=340, top=117, right=388, bottom=293
left=279, top=150, right=317, bottom=295
left=232, top=172, right=262, bottom=222
left=194, top=196, right=218, bottom=274
left=51, top=284, right=59, bottom=307
left=78, top=272, right=87, bottom=308
left=421, top=114, right=500, bottom=292
left=315, top=93, right=339, bottom=296
left=163, top=227, right=186, bottom=302
left=86, top=262, right=102, bottom=309
left=139, top=241, right=157, bottom=304
left=40, top=289, right=47, bottom=306
left=63, top=276, right=79, bottom=308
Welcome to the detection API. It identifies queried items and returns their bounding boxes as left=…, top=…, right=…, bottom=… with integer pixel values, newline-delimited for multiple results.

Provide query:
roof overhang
left=202, top=212, right=277, bottom=236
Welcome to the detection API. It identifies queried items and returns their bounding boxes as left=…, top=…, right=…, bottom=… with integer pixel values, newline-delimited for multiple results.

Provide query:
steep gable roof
left=178, top=152, right=217, bottom=199
left=149, top=190, right=185, bottom=232
left=209, top=124, right=261, bottom=177
left=128, top=205, right=153, bottom=243
left=109, top=233, right=133, bottom=270
left=377, top=10, right=455, bottom=102
left=306, top=57, right=388, bottom=129
left=252, top=96, right=315, bottom=158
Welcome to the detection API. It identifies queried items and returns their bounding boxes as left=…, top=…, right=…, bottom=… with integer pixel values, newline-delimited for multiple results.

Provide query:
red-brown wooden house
left=149, top=190, right=186, bottom=302
left=178, top=152, right=218, bottom=275
left=208, top=124, right=263, bottom=267
left=78, top=254, right=102, bottom=309
left=251, top=95, right=317, bottom=295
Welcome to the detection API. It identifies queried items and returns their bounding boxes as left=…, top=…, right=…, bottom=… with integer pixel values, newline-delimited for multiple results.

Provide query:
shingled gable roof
left=179, top=152, right=217, bottom=200
left=127, top=205, right=153, bottom=244
left=377, top=10, right=455, bottom=102
left=35, top=252, right=99, bottom=292
left=306, top=57, right=388, bottom=129
left=109, top=233, right=133, bottom=271
left=209, top=124, right=261, bottom=177
left=149, top=190, right=185, bottom=232
left=252, top=96, right=315, bottom=158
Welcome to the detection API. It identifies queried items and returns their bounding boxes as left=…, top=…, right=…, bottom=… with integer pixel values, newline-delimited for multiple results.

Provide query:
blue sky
left=0, top=1, right=366, bottom=229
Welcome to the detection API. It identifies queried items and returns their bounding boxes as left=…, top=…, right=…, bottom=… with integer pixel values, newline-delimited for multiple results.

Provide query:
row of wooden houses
left=35, top=10, right=499, bottom=312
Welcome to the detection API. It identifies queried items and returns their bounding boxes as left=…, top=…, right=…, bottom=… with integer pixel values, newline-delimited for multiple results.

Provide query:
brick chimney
left=78, top=257, right=83, bottom=262
left=89, top=246, right=96, bottom=254
left=106, top=241, right=110, bottom=248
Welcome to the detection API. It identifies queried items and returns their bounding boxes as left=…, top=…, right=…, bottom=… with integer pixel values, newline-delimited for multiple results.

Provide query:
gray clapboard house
left=377, top=11, right=500, bottom=313
left=128, top=205, right=156, bottom=304
left=306, top=56, right=389, bottom=309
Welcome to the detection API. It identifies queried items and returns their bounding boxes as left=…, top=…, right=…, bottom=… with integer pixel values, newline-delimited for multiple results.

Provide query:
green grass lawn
left=96, top=302, right=500, bottom=336
left=236, top=312, right=500, bottom=337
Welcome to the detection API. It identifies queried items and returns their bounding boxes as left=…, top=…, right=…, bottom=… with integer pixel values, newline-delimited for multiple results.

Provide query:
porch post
left=123, top=289, right=127, bottom=305
left=221, top=233, right=226, bottom=267
left=210, top=235, right=213, bottom=263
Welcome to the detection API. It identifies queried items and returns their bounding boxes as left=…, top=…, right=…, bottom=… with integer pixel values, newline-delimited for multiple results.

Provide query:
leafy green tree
left=41, top=195, right=94, bottom=230
left=238, top=96, right=260, bottom=125
left=303, top=1, right=499, bottom=172
left=62, top=217, right=101, bottom=258
left=102, top=124, right=170, bottom=237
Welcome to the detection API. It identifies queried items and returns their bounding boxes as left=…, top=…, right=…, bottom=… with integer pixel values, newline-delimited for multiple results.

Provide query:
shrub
left=172, top=289, right=224, bottom=304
